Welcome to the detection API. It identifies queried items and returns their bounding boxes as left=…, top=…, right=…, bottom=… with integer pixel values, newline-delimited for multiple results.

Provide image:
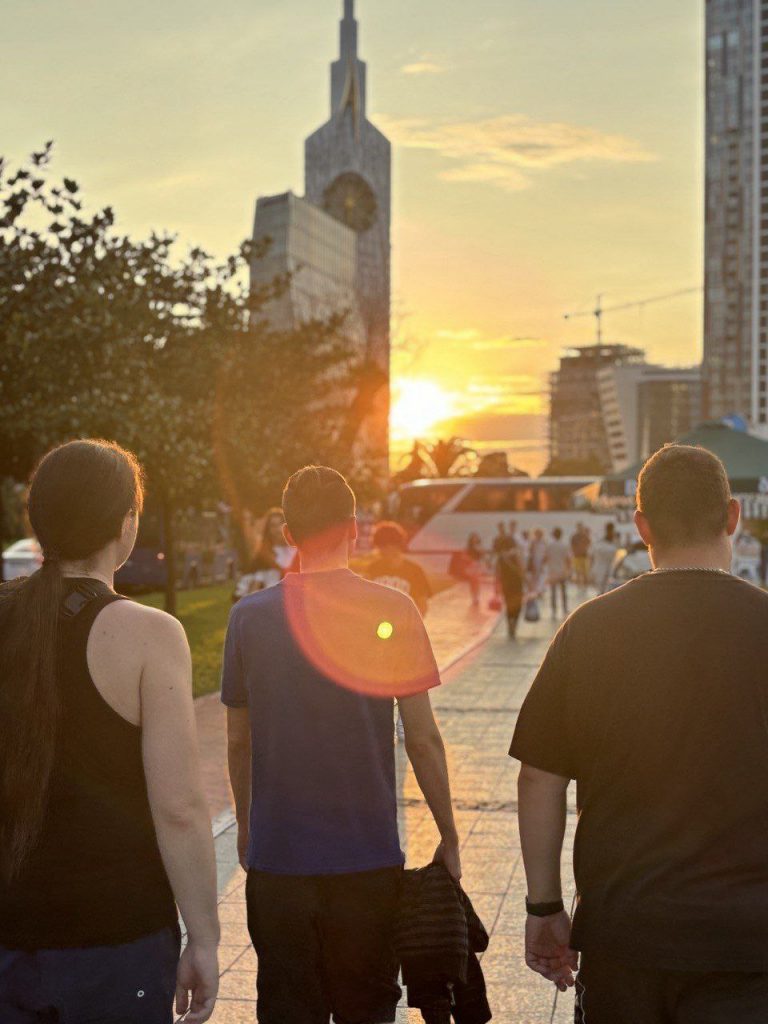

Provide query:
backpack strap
left=61, top=580, right=113, bottom=620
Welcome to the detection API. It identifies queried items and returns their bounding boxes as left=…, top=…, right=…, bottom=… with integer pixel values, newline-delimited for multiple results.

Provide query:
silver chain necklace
left=651, top=566, right=731, bottom=576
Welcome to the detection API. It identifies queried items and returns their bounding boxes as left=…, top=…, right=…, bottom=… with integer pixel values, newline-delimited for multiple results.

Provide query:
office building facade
left=550, top=345, right=702, bottom=473
left=251, top=193, right=364, bottom=338
left=704, top=0, right=768, bottom=433
left=598, top=363, right=702, bottom=471
left=549, top=345, right=645, bottom=472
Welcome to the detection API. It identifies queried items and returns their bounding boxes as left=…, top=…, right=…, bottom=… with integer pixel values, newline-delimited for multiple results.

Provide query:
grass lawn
left=135, top=567, right=455, bottom=699
left=136, top=583, right=232, bottom=698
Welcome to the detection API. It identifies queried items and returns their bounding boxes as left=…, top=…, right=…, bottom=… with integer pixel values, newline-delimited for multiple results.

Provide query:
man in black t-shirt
left=365, top=521, right=432, bottom=617
left=510, top=444, right=768, bottom=1023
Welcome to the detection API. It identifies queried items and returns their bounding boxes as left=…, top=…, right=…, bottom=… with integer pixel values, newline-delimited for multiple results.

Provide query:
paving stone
left=216, top=971, right=258, bottom=1000
left=206, top=1001, right=258, bottom=1023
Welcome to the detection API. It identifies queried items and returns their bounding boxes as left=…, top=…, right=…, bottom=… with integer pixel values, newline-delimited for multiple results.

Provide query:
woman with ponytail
left=0, top=440, right=219, bottom=1024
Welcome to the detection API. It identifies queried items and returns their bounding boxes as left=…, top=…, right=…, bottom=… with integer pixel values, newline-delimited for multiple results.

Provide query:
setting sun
left=390, top=378, right=456, bottom=442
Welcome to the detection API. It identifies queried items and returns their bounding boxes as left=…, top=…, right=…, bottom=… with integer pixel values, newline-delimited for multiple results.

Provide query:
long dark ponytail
left=0, top=439, right=144, bottom=880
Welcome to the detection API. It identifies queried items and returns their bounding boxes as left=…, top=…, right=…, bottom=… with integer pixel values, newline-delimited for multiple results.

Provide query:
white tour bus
left=395, top=477, right=635, bottom=575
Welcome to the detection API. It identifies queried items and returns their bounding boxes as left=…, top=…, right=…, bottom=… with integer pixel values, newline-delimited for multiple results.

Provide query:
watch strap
left=525, top=897, right=565, bottom=917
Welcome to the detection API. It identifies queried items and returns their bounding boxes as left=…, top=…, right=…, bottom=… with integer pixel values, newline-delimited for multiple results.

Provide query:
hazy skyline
left=3, top=0, right=703, bottom=471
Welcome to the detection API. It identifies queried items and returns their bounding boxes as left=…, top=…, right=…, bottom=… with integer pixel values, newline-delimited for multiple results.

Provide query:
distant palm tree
left=421, top=437, right=477, bottom=478
left=393, top=437, right=477, bottom=483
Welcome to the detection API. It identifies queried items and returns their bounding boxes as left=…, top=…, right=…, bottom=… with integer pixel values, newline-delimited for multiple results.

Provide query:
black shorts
left=246, top=866, right=402, bottom=1024
left=0, top=925, right=180, bottom=1024
left=576, top=952, right=768, bottom=1024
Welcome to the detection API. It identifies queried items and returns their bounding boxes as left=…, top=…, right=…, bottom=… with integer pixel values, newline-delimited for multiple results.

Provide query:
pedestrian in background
left=234, top=507, right=296, bottom=600
left=511, top=445, right=768, bottom=1023
left=492, top=521, right=516, bottom=605
left=545, top=527, right=571, bottom=617
left=492, top=521, right=512, bottom=560
left=366, top=519, right=433, bottom=741
left=450, top=532, right=484, bottom=607
left=570, top=523, right=591, bottom=586
left=223, top=466, right=460, bottom=1024
left=366, top=520, right=432, bottom=617
left=519, top=529, right=532, bottom=572
left=0, top=440, right=219, bottom=1024
left=508, top=519, right=520, bottom=550
left=497, top=543, right=525, bottom=639
left=590, top=522, right=619, bottom=594
left=528, top=528, right=547, bottom=587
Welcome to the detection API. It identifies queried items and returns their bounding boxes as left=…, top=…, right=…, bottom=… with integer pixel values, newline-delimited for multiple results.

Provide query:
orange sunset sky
left=3, top=0, right=703, bottom=473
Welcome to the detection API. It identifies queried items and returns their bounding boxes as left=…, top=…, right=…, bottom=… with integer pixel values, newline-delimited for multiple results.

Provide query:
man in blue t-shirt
left=222, top=465, right=460, bottom=1024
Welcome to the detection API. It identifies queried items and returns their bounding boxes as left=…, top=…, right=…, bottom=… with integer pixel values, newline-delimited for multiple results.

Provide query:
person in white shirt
left=545, top=528, right=571, bottom=617
left=591, top=523, right=619, bottom=595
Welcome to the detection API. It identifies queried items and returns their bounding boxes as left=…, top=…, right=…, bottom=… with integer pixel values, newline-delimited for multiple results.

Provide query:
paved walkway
left=198, top=584, right=583, bottom=1024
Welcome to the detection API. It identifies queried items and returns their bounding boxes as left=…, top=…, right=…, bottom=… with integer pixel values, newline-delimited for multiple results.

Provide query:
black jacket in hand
left=396, top=862, right=492, bottom=1024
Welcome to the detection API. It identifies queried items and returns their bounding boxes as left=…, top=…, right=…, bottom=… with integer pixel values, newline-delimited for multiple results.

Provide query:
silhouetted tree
left=421, top=438, right=477, bottom=478
left=0, top=146, right=369, bottom=607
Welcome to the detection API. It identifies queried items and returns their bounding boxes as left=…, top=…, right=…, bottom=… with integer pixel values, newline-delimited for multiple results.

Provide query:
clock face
left=323, top=172, right=377, bottom=233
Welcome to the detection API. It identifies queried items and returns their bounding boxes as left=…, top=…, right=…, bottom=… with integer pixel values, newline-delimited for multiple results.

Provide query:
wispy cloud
left=471, top=336, right=543, bottom=352
left=468, top=374, right=543, bottom=395
left=401, top=59, right=445, bottom=76
left=378, top=114, right=655, bottom=191
left=464, top=374, right=548, bottom=416
left=436, top=328, right=544, bottom=351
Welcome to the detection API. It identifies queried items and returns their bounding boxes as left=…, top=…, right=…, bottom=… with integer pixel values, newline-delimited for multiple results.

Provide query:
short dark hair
left=637, top=444, right=731, bottom=547
left=373, top=521, right=407, bottom=550
left=282, top=465, right=356, bottom=545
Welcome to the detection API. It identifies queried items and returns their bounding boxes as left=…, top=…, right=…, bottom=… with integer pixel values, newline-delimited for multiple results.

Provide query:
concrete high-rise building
left=251, top=193, right=364, bottom=337
left=704, top=0, right=768, bottom=434
left=251, top=0, right=391, bottom=478
left=549, top=345, right=702, bottom=473
left=636, top=368, right=703, bottom=462
left=548, top=344, right=645, bottom=472
left=598, top=363, right=702, bottom=471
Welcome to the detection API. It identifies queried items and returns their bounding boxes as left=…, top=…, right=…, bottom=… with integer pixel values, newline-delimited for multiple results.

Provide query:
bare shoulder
left=94, top=598, right=189, bottom=654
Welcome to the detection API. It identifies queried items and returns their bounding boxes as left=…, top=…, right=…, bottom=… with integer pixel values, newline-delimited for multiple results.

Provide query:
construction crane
left=563, top=287, right=702, bottom=345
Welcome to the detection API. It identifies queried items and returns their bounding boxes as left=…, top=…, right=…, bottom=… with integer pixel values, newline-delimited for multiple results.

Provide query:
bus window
left=397, top=483, right=465, bottom=527
left=456, top=484, right=540, bottom=513
left=539, top=485, right=578, bottom=512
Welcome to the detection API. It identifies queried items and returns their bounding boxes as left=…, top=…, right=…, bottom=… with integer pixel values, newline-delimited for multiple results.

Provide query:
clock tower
left=305, top=0, right=391, bottom=465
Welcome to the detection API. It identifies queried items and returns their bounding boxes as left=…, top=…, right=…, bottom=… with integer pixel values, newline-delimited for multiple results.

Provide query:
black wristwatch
left=525, top=897, right=565, bottom=917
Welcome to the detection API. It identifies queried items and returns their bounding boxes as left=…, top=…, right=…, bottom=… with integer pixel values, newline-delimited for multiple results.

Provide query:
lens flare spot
left=377, top=621, right=394, bottom=640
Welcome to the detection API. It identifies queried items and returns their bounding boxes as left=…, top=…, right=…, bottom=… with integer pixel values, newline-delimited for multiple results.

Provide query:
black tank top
left=0, top=578, right=177, bottom=949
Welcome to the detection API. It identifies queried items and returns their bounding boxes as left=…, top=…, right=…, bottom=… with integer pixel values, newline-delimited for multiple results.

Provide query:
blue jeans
left=0, top=925, right=180, bottom=1023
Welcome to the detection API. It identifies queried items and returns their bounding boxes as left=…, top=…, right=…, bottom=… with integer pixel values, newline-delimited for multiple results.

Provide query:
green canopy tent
left=600, top=422, right=768, bottom=517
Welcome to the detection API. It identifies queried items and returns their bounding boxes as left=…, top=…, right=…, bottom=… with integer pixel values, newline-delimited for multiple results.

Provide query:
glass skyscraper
left=704, top=0, right=768, bottom=433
